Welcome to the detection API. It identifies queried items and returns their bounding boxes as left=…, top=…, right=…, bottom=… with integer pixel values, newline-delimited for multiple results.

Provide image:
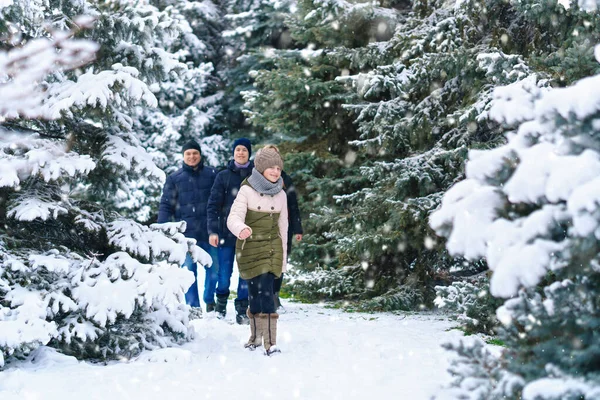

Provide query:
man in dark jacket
left=207, top=138, right=253, bottom=323
left=158, top=140, right=218, bottom=309
left=274, top=170, right=303, bottom=309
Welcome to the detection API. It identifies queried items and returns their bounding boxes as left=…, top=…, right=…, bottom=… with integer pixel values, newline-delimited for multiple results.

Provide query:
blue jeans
left=203, top=246, right=248, bottom=304
left=182, top=242, right=218, bottom=307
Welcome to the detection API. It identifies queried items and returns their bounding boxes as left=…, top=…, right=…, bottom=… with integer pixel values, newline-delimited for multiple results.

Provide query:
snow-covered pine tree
left=224, top=0, right=294, bottom=50
left=434, top=271, right=502, bottom=335
left=110, top=0, right=229, bottom=221
left=220, top=0, right=297, bottom=138
left=0, top=0, right=213, bottom=367
left=431, top=16, right=600, bottom=400
left=327, top=0, right=564, bottom=310
left=237, top=0, right=399, bottom=301
left=244, top=0, right=544, bottom=309
left=430, top=0, right=600, bottom=337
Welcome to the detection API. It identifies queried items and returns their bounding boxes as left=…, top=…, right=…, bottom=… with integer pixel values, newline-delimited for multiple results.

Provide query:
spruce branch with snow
left=431, top=33, right=600, bottom=398
left=0, top=1, right=218, bottom=367
left=434, top=272, right=502, bottom=335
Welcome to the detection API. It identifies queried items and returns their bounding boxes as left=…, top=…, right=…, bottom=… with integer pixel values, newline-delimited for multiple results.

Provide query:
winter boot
left=235, top=299, right=250, bottom=325
left=263, top=313, right=281, bottom=356
left=244, top=309, right=263, bottom=350
left=215, top=294, right=228, bottom=319
left=206, top=303, right=216, bottom=313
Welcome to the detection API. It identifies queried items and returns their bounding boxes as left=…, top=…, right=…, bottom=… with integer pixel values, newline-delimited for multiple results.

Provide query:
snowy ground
left=0, top=300, right=464, bottom=400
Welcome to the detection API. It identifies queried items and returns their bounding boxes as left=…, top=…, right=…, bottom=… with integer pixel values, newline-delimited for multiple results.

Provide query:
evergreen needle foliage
left=0, top=0, right=221, bottom=367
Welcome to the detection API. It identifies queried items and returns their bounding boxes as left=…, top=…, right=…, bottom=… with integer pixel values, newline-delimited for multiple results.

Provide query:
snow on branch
left=72, top=252, right=194, bottom=327
left=488, top=74, right=549, bottom=126
left=0, top=238, right=196, bottom=363
left=7, top=197, right=68, bottom=222
left=107, top=219, right=212, bottom=267
left=0, top=132, right=96, bottom=188
left=44, top=63, right=157, bottom=119
left=431, top=50, right=600, bottom=297
left=102, top=134, right=165, bottom=180
left=0, top=26, right=99, bottom=121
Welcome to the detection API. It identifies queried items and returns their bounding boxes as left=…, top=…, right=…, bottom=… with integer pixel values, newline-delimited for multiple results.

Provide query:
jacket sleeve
left=207, top=173, right=225, bottom=235
left=278, top=192, right=289, bottom=272
left=157, top=174, right=176, bottom=223
left=227, top=186, right=251, bottom=238
left=283, top=172, right=303, bottom=234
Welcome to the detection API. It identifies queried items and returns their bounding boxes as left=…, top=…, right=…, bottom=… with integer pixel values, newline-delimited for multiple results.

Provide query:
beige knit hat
left=254, top=145, right=284, bottom=174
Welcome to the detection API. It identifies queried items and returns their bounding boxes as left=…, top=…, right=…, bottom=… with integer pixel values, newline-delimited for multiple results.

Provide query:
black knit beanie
left=182, top=140, right=201, bottom=153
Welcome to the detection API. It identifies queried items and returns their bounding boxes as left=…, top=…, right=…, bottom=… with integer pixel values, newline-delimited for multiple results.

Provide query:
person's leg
left=218, top=247, right=249, bottom=324
left=258, top=273, right=276, bottom=314
left=247, top=275, right=261, bottom=314
left=198, top=242, right=219, bottom=310
left=234, top=276, right=250, bottom=324
left=273, top=272, right=284, bottom=310
left=216, top=246, right=234, bottom=298
left=258, top=273, right=279, bottom=355
left=245, top=275, right=265, bottom=349
left=237, top=276, right=249, bottom=300
left=182, top=253, right=200, bottom=308
left=273, top=273, right=284, bottom=293
left=211, top=246, right=233, bottom=318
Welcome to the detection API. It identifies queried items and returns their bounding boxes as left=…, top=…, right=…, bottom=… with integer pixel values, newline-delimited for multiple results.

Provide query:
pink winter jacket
left=227, top=184, right=289, bottom=273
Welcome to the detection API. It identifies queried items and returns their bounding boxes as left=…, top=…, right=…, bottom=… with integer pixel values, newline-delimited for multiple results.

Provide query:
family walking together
left=157, top=138, right=303, bottom=356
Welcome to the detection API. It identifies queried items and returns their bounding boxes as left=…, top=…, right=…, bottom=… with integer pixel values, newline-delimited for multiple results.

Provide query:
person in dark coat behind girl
left=158, top=140, right=218, bottom=310
left=207, top=138, right=253, bottom=323
left=274, top=169, right=303, bottom=310
left=227, top=145, right=288, bottom=356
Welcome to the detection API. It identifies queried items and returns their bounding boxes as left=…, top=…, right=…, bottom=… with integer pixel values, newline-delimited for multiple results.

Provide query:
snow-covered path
left=0, top=302, right=463, bottom=400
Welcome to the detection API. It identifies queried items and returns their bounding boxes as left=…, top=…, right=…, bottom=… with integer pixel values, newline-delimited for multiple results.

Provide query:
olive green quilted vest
left=235, top=208, right=283, bottom=280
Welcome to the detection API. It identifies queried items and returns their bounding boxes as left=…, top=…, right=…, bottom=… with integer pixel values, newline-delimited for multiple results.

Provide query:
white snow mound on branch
left=108, top=220, right=212, bottom=267
left=488, top=74, right=545, bottom=126
left=7, top=198, right=68, bottom=221
left=45, top=63, right=157, bottom=118
left=523, top=376, right=600, bottom=399
left=0, top=35, right=98, bottom=120
left=431, top=70, right=600, bottom=297
left=0, top=132, right=96, bottom=188
left=0, top=287, right=58, bottom=354
left=72, top=253, right=195, bottom=326
left=103, top=134, right=165, bottom=180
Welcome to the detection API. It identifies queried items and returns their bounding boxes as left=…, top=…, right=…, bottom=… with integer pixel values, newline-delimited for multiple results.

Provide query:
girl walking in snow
left=227, top=145, right=288, bottom=356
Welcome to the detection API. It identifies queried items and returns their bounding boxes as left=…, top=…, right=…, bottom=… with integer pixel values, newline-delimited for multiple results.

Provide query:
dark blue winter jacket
left=207, top=160, right=254, bottom=247
left=282, top=171, right=303, bottom=254
left=158, top=160, right=217, bottom=243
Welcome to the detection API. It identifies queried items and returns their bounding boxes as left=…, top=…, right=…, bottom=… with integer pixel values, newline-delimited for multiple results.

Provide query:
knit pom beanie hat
left=254, top=145, right=284, bottom=174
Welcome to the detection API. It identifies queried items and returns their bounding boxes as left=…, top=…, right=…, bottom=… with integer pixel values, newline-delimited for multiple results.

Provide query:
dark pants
left=248, top=273, right=276, bottom=314
left=273, top=272, right=284, bottom=293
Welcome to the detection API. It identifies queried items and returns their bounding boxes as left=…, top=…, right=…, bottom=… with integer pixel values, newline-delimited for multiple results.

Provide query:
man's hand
left=239, top=228, right=251, bottom=240
left=209, top=234, right=219, bottom=247
left=296, top=234, right=303, bottom=242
